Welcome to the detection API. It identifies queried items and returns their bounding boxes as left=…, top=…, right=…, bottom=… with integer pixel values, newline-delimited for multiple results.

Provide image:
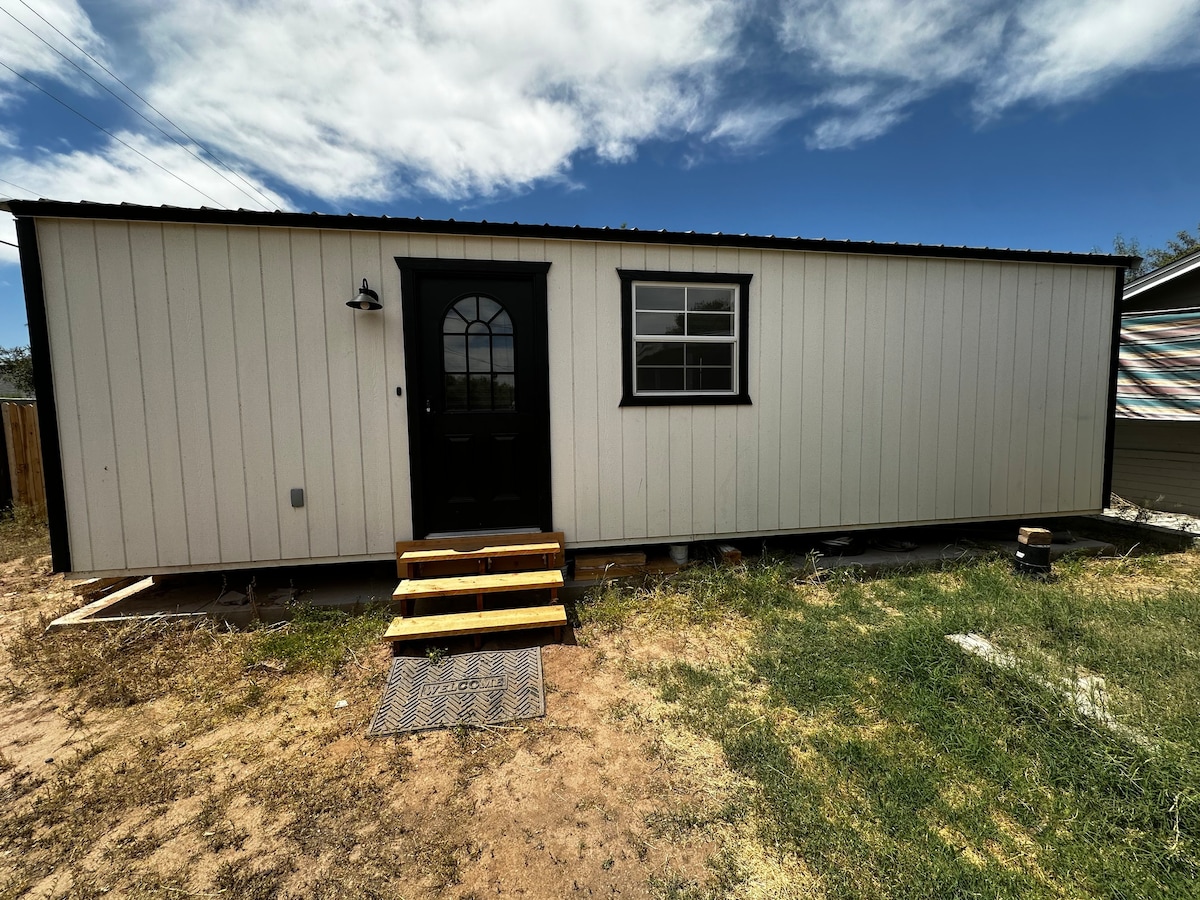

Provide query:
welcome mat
left=367, top=647, right=544, bottom=736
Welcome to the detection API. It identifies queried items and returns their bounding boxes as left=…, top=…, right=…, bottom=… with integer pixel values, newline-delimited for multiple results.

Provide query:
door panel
left=399, top=259, right=552, bottom=537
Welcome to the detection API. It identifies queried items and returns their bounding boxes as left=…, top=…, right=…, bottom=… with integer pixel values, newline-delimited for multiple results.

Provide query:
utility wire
left=0, top=176, right=42, bottom=198
left=0, top=58, right=229, bottom=208
left=0, top=239, right=19, bottom=249
left=1, top=5, right=272, bottom=211
left=16, top=0, right=280, bottom=211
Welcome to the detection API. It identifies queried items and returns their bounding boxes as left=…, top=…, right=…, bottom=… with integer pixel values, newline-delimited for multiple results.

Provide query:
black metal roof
left=0, top=198, right=1137, bottom=268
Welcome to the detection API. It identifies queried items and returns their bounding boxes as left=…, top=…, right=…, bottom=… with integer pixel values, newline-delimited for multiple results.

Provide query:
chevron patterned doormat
left=367, top=647, right=544, bottom=736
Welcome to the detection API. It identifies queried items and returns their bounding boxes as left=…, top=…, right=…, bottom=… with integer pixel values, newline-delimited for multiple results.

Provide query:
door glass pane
left=478, top=296, right=503, bottom=323
left=468, top=374, right=492, bottom=407
left=491, top=311, right=514, bottom=334
left=445, top=374, right=468, bottom=409
left=467, top=334, right=491, bottom=372
left=493, top=336, right=514, bottom=372
left=443, top=335, right=467, bottom=372
left=494, top=374, right=516, bottom=409
left=442, top=293, right=517, bottom=411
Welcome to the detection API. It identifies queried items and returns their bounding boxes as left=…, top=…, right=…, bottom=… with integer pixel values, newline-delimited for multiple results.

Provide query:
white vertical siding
left=37, top=218, right=1118, bottom=572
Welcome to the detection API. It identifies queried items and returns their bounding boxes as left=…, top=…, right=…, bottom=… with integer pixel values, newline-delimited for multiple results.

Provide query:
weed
left=212, top=859, right=293, bottom=900
left=244, top=604, right=389, bottom=673
left=0, top=503, right=48, bottom=563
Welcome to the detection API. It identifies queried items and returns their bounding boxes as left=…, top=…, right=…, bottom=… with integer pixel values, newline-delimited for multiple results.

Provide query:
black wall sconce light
left=347, top=278, right=382, bottom=311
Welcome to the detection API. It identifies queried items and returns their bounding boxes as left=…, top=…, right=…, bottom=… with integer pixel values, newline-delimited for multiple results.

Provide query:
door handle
left=425, top=400, right=432, bottom=414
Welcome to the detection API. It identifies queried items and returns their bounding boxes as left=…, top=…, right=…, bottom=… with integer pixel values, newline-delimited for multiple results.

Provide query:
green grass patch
left=243, top=604, right=390, bottom=673
left=596, top=554, right=1200, bottom=899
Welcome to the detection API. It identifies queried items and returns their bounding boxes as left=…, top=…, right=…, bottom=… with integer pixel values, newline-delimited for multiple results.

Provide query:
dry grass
left=4, top=509, right=1198, bottom=899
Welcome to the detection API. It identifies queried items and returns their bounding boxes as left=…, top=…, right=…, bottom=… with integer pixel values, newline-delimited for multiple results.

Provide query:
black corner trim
left=14, top=218, right=71, bottom=572
left=1101, top=267, right=1124, bottom=507
left=617, top=269, right=753, bottom=407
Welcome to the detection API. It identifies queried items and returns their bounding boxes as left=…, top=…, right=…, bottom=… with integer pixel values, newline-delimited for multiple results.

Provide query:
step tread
left=393, top=569, right=564, bottom=600
left=399, top=540, right=562, bottom=565
left=383, top=605, right=568, bottom=642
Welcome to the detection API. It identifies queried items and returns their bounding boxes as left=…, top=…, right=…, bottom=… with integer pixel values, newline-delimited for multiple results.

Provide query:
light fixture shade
left=348, top=278, right=382, bottom=310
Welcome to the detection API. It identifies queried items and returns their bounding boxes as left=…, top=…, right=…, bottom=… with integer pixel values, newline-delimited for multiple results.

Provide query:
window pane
left=468, top=334, right=491, bottom=371
left=636, top=312, right=685, bottom=336
left=635, top=285, right=685, bottom=311
left=637, top=366, right=685, bottom=391
left=453, top=296, right=478, bottom=321
left=443, top=335, right=467, bottom=372
left=687, top=313, right=733, bottom=336
left=443, top=310, right=468, bottom=333
left=468, top=374, right=491, bottom=407
left=478, top=296, right=502, bottom=323
left=684, top=342, right=732, bottom=366
left=493, top=336, right=514, bottom=372
left=636, top=341, right=684, bottom=366
left=445, top=374, right=468, bottom=409
left=688, top=287, right=734, bottom=312
left=491, top=310, right=514, bottom=334
left=494, top=374, right=516, bottom=409
left=700, top=367, right=733, bottom=391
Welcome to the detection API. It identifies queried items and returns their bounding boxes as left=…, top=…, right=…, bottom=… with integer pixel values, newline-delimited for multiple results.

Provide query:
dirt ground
left=0, top=554, right=752, bottom=900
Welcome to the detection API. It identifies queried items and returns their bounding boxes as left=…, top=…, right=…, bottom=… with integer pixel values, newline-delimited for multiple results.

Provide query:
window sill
left=619, top=393, right=753, bottom=407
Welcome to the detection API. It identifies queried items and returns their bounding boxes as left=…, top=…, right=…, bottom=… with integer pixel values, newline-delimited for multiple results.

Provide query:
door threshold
left=422, top=526, right=542, bottom=540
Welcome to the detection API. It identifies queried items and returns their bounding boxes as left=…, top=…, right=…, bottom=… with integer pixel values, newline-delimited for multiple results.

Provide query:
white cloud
left=977, top=0, right=1200, bottom=113
left=780, top=0, right=1200, bottom=148
left=129, top=0, right=740, bottom=201
left=0, top=0, right=108, bottom=103
left=0, top=132, right=289, bottom=264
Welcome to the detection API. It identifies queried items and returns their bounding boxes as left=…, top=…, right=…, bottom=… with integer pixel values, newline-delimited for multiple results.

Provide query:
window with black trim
left=618, top=269, right=752, bottom=406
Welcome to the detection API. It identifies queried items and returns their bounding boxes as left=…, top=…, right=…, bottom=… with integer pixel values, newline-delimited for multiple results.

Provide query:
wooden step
left=394, top=569, right=563, bottom=601
left=396, top=531, right=564, bottom=578
left=383, top=604, right=568, bottom=643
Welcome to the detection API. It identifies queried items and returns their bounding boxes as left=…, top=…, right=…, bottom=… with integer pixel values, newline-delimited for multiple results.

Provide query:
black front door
left=398, top=258, right=552, bottom=537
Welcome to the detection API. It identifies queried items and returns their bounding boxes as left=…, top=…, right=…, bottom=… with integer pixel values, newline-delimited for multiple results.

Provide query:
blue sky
left=2, top=0, right=1199, bottom=348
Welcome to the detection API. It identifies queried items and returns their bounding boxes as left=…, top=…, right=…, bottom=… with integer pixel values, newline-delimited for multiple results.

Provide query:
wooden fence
left=1, top=402, right=45, bottom=516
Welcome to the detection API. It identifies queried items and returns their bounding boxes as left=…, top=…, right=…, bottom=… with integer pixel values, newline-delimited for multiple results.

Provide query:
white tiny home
left=2, top=200, right=1131, bottom=577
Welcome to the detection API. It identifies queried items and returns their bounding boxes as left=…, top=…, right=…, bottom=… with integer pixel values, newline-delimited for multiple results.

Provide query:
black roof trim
left=0, top=199, right=1137, bottom=268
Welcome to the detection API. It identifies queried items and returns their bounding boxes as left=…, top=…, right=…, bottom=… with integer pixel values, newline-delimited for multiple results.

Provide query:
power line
left=1, top=5, right=272, bottom=211
left=0, top=58, right=229, bottom=208
left=1, top=239, right=19, bottom=249
left=16, top=0, right=280, bottom=211
left=0, top=176, right=42, bottom=198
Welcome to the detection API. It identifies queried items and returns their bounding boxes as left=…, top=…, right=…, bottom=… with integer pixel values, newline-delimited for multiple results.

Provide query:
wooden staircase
left=383, top=532, right=567, bottom=647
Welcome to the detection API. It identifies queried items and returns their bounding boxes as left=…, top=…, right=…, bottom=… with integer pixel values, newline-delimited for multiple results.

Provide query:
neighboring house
left=1113, top=249, right=1200, bottom=515
left=2, top=200, right=1131, bottom=577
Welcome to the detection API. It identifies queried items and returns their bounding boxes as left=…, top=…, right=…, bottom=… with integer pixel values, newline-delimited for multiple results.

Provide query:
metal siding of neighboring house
left=1111, top=420, right=1200, bottom=516
left=1115, top=310, right=1200, bottom=420
left=36, top=218, right=1118, bottom=574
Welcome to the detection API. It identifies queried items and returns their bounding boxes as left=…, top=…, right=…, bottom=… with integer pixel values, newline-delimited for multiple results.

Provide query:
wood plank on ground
left=573, top=551, right=646, bottom=569
left=48, top=577, right=160, bottom=629
left=383, top=605, right=567, bottom=642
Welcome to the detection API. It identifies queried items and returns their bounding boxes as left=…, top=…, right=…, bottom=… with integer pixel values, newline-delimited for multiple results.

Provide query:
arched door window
left=442, top=294, right=516, bottom=410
